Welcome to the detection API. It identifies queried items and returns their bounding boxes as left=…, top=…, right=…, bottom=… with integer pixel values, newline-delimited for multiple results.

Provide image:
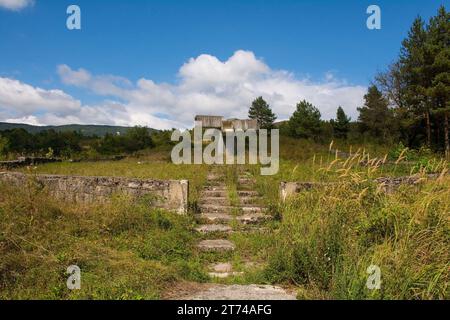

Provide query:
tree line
left=0, top=126, right=156, bottom=158
left=248, top=6, right=449, bottom=155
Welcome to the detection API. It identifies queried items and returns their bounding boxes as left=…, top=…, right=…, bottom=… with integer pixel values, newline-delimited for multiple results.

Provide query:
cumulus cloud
left=0, top=0, right=34, bottom=11
left=0, top=50, right=367, bottom=129
left=57, top=64, right=131, bottom=97
left=0, top=78, right=135, bottom=127
left=0, top=77, right=80, bottom=115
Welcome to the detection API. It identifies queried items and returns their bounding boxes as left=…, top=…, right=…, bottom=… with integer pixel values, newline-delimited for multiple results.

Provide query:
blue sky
left=0, top=0, right=446, bottom=128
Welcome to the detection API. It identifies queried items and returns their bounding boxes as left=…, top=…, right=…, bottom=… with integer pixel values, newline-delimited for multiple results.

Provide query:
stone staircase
left=195, top=170, right=268, bottom=254
left=187, top=169, right=296, bottom=300
left=196, top=172, right=235, bottom=254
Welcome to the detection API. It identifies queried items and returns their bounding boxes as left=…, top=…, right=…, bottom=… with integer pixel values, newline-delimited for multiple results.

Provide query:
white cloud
left=0, top=78, right=133, bottom=127
left=0, top=77, right=80, bottom=115
left=57, top=65, right=91, bottom=86
left=0, top=0, right=34, bottom=11
left=0, top=50, right=367, bottom=129
left=57, top=64, right=131, bottom=97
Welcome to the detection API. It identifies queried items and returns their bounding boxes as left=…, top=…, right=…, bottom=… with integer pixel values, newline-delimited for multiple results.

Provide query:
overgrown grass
left=2, top=139, right=449, bottom=300
left=253, top=138, right=449, bottom=204
left=0, top=183, right=207, bottom=299
left=262, top=169, right=449, bottom=299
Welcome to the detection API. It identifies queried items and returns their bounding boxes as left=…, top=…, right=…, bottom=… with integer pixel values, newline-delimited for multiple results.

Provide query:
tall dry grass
left=264, top=150, right=449, bottom=299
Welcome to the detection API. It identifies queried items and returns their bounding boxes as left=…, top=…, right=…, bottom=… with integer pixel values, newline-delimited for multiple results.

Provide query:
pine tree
left=288, top=100, right=322, bottom=139
left=331, top=106, right=351, bottom=139
left=248, top=97, right=277, bottom=129
left=426, top=5, right=450, bottom=156
left=400, top=16, right=433, bottom=146
left=357, top=85, right=394, bottom=140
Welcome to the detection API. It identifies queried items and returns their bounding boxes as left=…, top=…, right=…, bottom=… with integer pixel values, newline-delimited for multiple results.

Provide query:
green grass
left=0, top=183, right=208, bottom=299
left=2, top=138, right=449, bottom=300
left=262, top=172, right=449, bottom=299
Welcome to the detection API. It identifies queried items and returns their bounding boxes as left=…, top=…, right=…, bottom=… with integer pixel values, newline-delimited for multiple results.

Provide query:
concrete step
left=238, top=177, right=256, bottom=185
left=199, top=197, right=230, bottom=206
left=197, top=239, right=235, bottom=252
left=181, top=284, right=296, bottom=300
left=197, top=213, right=233, bottom=224
left=199, top=204, right=233, bottom=214
left=208, top=262, right=243, bottom=279
left=237, top=184, right=256, bottom=191
left=199, top=204, right=265, bottom=214
left=237, top=190, right=259, bottom=197
left=239, top=196, right=262, bottom=205
left=237, top=213, right=271, bottom=225
left=209, top=272, right=243, bottom=278
left=201, top=190, right=228, bottom=197
left=203, top=185, right=227, bottom=191
left=241, top=206, right=265, bottom=214
left=195, top=224, right=232, bottom=234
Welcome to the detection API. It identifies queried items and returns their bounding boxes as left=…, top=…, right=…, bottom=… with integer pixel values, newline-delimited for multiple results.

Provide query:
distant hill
left=0, top=122, right=157, bottom=137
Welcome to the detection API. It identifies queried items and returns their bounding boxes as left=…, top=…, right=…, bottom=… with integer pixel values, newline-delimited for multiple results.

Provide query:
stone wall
left=374, top=174, right=441, bottom=194
left=0, top=172, right=188, bottom=214
left=280, top=173, right=443, bottom=201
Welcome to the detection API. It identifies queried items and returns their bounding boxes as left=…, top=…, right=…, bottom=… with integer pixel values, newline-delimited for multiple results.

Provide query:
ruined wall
left=223, top=119, right=258, bottom=131
left=195, top=115, right=223, bottom=129
left=0, top=172, right=188, bottom=214
left=279, top=174, right=444, bottom=201
left=194, top=115, right=258, bottom=131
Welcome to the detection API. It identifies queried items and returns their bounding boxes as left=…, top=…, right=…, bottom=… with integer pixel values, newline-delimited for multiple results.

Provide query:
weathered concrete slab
left=238, top=178, right=256, bottom=185
left=241, top=206, right=265, bottom=213
left=199, top=197, right=230, bottom=206
left=208, top=272, right=243, bottom=278
left=237, top=213, right=271, bottom=225
left=203, top=185, right=227, bottom=191
left=208, top=263, right=243, bottom=278
left=199, top=204, right=233, bottom=213
left=184, top=284, right=296, bottom=300
left=195, top=224, right=232, bottom=234
left=237, top=190, right=259, bottom=197
left=197, top=239, right=235, bottom=252
left=201, top=190, right=228, bottom=197
left=198, top=213, right=233, bottom=224
left=239, top=196, right=262, bottom=205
